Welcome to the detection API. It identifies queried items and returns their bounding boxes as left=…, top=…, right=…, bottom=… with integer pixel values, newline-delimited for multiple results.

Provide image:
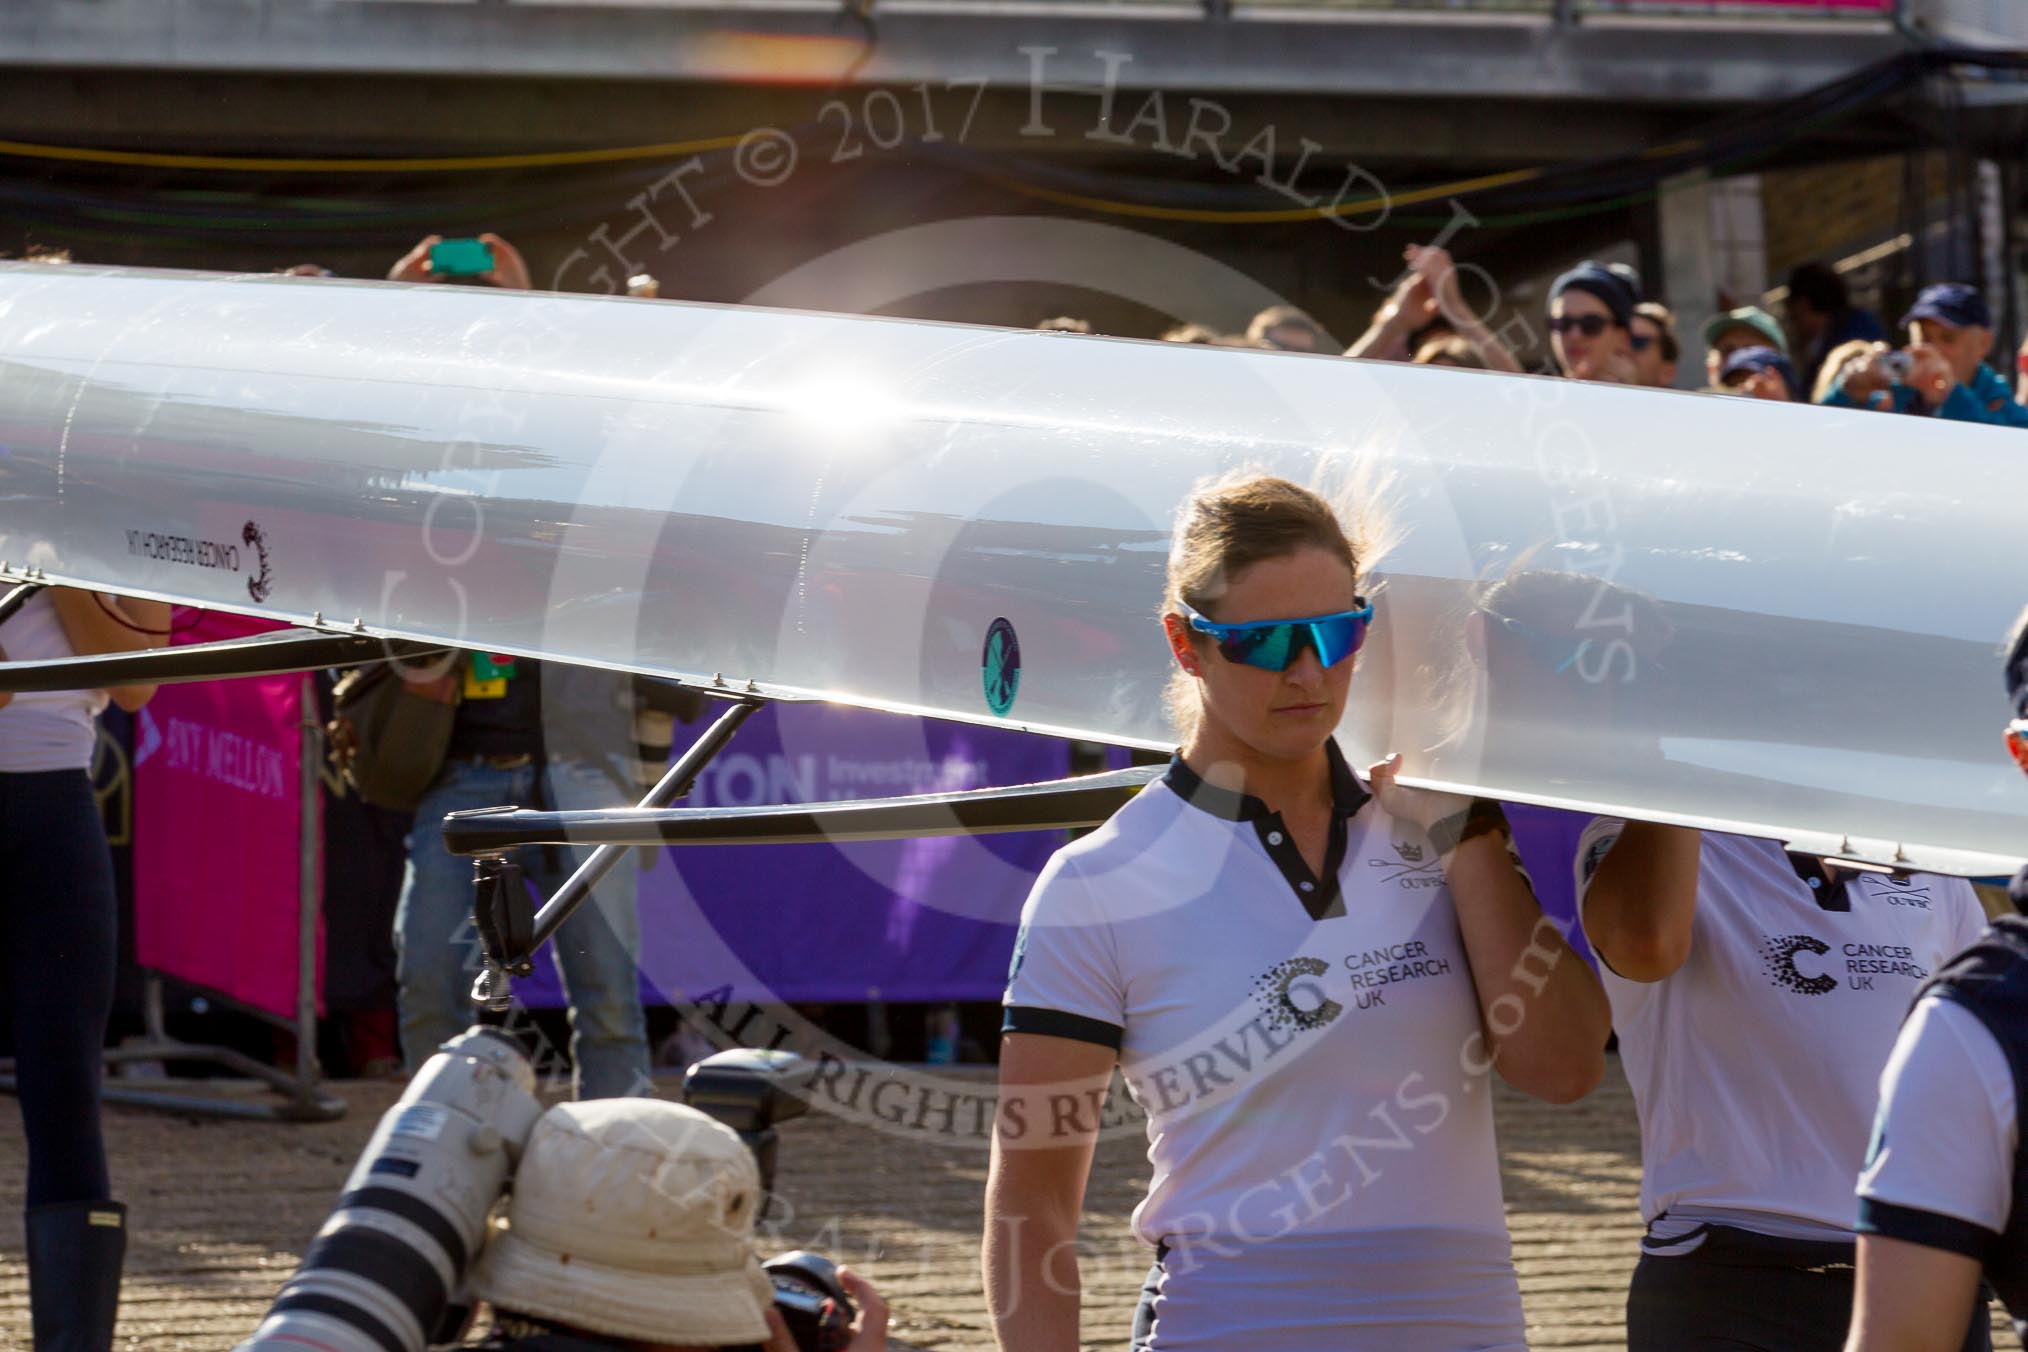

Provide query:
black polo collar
left=1163, top=739, right=1370, bottom=823
left=1164, top=740, right=1371, bottom=921
left=1786, top=851, right=1853, bottom=913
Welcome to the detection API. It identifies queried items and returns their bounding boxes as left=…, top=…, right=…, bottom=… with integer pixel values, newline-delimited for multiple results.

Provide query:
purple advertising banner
left=505, top=704, right=1600, bottom=1008
left=1505, top=803, right=1596, bottom=967
left=512, top=702, right=1071, bottom=1007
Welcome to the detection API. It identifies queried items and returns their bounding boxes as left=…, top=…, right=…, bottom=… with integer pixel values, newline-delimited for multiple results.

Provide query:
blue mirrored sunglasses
left=1181, top=602, right=1375, bottom=673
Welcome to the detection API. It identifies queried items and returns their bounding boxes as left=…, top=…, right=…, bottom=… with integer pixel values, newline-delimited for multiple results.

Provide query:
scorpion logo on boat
left=242, top=521, right=272, bottom=603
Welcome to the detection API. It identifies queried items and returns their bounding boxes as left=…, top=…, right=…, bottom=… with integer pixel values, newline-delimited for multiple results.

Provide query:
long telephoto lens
left=236, top=1027, right=544, bottom=1352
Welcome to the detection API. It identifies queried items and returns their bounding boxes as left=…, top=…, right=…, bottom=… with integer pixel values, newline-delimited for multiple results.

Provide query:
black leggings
left=1628, top=1223, right=1992, bottom=1352
left=0, top=770, right=116, bottom=1206
left=1128, top=1248, right=1164, bottom=1350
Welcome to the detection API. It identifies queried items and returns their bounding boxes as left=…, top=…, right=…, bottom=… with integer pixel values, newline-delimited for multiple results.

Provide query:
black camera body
left=685, top=1050, right=857, bottom=1350
left=765, top=1250, right=857, bottom=1352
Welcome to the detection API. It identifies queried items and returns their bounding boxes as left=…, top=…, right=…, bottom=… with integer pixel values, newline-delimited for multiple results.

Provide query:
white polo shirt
left=1575, top=818, right=1986, bottom=1243
left=1858, top=992, right=2017, bottom=1248
left=1004, top=741, right=1527, bottom=1351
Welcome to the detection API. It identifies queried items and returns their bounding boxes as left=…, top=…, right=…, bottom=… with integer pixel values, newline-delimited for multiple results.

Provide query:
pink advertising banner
left=134, top=613, right=321, bottom=1022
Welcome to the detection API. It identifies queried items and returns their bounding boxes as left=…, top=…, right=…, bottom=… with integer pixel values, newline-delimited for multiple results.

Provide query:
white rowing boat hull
left=0, top=263, right=2021, bottom=875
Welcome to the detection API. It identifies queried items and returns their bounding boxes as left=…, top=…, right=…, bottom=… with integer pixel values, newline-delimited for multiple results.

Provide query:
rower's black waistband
left=1642, top=1220, right=1854, bottom=1272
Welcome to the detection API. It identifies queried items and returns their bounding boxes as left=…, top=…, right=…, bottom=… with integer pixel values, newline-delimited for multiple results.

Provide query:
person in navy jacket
left=1845, top=606, right=2028, bottom=1350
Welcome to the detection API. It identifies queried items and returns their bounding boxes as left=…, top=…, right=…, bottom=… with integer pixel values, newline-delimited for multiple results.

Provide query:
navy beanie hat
left=1550, top=261, right=1640, bottom=329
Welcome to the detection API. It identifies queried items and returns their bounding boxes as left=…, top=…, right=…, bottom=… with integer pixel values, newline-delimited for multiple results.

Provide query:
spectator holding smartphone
left=387, top=232, right=533, bottom=291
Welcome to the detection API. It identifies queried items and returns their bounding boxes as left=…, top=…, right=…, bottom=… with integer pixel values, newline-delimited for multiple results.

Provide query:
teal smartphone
left=429, top=238, right=495, bottom=277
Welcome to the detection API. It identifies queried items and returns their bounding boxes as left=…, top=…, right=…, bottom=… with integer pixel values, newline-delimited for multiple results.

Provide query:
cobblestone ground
left=0, top=1058, right=2012, bottom=1349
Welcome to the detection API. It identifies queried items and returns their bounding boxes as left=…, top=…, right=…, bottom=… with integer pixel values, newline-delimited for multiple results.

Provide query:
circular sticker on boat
left=982, top=617, right=1021, bottom=717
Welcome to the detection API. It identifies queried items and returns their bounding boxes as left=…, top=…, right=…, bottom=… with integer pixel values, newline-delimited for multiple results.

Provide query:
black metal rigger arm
left=0, top=613, right=449, bottom=692
left=452, top=696, right=1157, bottom=1011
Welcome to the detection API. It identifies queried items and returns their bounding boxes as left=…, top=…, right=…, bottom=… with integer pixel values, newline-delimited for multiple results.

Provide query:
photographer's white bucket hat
left=473, top=1098, right=775, bottom=1344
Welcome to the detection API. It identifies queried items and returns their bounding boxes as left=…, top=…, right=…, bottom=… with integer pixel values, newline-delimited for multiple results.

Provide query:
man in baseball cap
left=470, top=1099, right=888, bottom=1351
left=1701, top=306, right=1790, bottom=387
left=1828, top=284, right=2028, bottom=428
left=1716, top=345, right=1801, bottom=402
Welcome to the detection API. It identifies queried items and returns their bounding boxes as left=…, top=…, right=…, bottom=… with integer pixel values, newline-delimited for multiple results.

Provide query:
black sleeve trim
left=1857, top=1198, right=2000, bottom=1261
left=1002, top=1005, right=1125, bottom=1050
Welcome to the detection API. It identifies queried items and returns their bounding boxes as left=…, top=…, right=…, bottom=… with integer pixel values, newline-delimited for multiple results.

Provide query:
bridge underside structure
left=1, top=0, right=2023, bottom=356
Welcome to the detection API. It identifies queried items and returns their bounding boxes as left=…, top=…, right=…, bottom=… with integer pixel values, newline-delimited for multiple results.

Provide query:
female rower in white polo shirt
left=983, top=473, right=1611, bottom=1351
left=1578, top=809, right=1989, bottom=1350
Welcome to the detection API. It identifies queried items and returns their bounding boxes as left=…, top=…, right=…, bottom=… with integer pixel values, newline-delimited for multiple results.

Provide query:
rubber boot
left=25, top=1199, right=126, bottom=1351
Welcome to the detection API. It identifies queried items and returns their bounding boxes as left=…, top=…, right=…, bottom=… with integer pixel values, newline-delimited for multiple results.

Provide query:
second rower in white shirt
left=1579, top=813, right=1990, bottom=1352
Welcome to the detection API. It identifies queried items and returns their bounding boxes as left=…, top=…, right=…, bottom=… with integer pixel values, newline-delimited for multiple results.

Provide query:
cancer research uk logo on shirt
left=1761, top=931, right=1929, bottom=996
left=1252, top=942, right=1458, bottom=1030
left=1252, top=958, right=1344, bottom=1034
left=1761, top=933, right=1840, bottom=995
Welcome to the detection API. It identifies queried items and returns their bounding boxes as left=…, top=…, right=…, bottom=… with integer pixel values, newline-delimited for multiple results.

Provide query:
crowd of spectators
left=1035, top=241, right=2028, bottom=430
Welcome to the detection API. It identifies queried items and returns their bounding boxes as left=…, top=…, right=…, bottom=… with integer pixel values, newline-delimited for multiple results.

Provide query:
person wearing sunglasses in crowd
left=1548, top=261, right=1643, bottom=384
left=1629, top=302, right=1681, bottom=389
left=1843, top=607, right=2028, bottom=1352
left=983, top=472, right=1609, bottom=1351
left=1576, top=739, right=1990, bottom=1342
